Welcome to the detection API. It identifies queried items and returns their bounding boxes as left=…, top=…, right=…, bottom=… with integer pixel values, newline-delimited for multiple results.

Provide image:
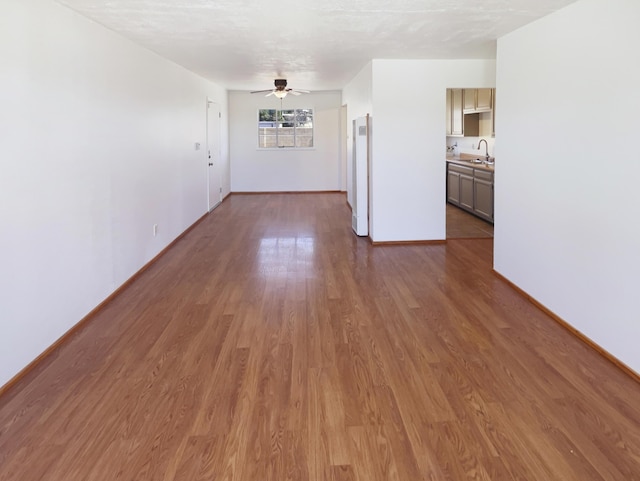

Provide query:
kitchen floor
left=446, top=203, right=494, bottom=239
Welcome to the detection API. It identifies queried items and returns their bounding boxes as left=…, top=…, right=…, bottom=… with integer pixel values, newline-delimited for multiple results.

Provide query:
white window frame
left=257, top=108, right=314, bottom=150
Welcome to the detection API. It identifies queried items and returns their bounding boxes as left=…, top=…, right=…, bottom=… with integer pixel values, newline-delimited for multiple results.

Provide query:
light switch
left=195, top=142, right=201, bottom=150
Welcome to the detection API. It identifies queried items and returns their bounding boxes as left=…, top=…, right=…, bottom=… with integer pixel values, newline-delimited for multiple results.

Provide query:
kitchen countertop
left=446, top=154, right=495, bottom=172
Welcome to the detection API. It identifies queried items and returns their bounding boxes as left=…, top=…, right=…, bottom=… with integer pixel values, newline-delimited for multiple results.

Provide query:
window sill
left=256, top=147, right=316, bottom=151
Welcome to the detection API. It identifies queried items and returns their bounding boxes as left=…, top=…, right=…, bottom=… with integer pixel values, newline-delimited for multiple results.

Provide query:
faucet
left=478, top=139, right=490, bottom=162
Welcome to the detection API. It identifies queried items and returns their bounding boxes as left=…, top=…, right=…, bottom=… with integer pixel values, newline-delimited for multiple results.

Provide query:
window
left=258, top=108, right=313, bottom=148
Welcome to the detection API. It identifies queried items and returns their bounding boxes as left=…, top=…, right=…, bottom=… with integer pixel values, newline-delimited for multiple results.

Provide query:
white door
left=207, top=100, right=222, bottom=211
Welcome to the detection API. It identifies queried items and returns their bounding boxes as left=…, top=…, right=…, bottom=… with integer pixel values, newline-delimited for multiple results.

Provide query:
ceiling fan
left=250, top=79, right=309, bottom=99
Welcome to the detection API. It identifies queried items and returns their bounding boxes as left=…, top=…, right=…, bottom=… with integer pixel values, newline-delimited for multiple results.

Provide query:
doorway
left=444, top=87, right=496, bottom=239
left=207, top=99, right=222, bottom=211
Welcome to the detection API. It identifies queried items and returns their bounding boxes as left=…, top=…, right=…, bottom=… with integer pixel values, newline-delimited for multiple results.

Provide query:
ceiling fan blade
left=290, top=91, right=302, bottom=96
left=292, top=89, right=310, bottom=94
left=265, top=91, right=275, bottom=97
left=250, top=89, right=274, bottom=94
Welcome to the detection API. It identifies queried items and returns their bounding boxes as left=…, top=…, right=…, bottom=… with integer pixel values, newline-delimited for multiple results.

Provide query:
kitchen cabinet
left=447, top=169, right=460, bottom=204
left=460, top=173, right=474, bottom=211
left=477, top=89, right=492, bottom=111
left=446, top=90, right=452, bottom=135
left=463, top=88, right=493, bottom=113
left=447, top=163, right=473, bottom=205
left=463, top=90, right=475, bottom=112
left=447, top=88, right=486, bottom=137
left=447, top=162, right=494, bottom=223
left=446, top=88, right=464, bottom=136
left=473, top=170, right=494, bottom=222
left=491, top=88, right=496, bottom=137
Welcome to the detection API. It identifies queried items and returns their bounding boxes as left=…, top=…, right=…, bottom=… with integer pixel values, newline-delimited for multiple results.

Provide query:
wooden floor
left=1, top=193, right=639, bottom=481
left=446, top=204, right=494, bottom=239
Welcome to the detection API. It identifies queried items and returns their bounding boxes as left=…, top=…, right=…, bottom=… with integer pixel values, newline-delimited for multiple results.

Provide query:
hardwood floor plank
left=371, top=298, right=456, bottom=421
left=373, top=384, right=427, bottom=481
left=331, top=464, right=357, bottom=481
left=552, top=395, right=640, bottom=480
left=287, top=300, right=309, bottom=432
left=426, top=420, right=494, bottom=481
left=1, top=193, right=639, bottom=481
left=334, top=343, right=364, bottom=428
left=307, top=367, right=333, bottom=481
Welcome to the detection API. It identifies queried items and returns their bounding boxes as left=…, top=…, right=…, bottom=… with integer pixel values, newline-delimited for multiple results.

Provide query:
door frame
left=206, top=98, right=222, bottom=212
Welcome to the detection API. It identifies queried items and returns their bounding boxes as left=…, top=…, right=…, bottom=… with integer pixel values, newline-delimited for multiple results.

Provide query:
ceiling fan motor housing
left=274, top=79, right=288, bottom=90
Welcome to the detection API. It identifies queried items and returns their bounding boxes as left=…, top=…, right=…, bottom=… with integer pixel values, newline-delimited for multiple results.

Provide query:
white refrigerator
left=352, top=115, right=370, bottom=237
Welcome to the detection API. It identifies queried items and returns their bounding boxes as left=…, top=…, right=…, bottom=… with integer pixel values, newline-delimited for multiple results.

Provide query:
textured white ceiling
left=55, top=0, right=577, bottom=91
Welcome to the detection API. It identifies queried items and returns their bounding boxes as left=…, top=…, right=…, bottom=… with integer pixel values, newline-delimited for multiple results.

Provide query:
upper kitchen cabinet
left=446, top=88, right=464, bottom=136
left=491, top=89, right=496, bottom=137
left=463, top=88, right=493, bottom=113
left=447, top=88, right=494, bottom=138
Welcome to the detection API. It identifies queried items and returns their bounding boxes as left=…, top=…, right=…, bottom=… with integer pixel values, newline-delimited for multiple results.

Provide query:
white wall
left=370, top=59, right=496, bottom=242
left=495, top=0, right=640, bottom=372
left=229, top=91, right=341, bottom=192
left=0, top=0, right=229, bottom=387
left=342, top=62, right=373, bottom=208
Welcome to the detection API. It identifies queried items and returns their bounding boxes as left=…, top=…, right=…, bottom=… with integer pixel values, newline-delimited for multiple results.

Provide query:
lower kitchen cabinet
left=447, top=162, right=494, bottom=223
left=447, top=170, right=460, bottom=204
left=473, top=178, right=493, bottom=222
left=460, top=173, right=474, bottom=211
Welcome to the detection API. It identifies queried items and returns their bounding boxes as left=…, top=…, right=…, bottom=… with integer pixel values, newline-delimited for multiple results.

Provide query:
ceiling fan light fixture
left=251, top=79, right=308, bottom=98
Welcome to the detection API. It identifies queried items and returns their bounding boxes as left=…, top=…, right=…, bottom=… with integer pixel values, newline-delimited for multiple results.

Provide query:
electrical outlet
left=153, top=224, right=158, bottom=237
